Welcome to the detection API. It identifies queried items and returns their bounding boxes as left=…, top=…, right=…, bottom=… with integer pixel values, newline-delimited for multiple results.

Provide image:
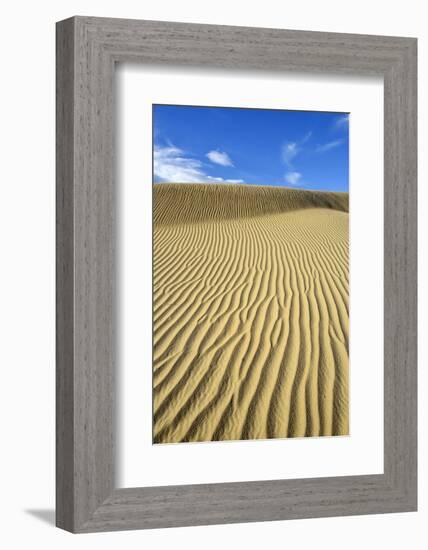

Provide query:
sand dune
left=153, top=183, right=349, bottom=444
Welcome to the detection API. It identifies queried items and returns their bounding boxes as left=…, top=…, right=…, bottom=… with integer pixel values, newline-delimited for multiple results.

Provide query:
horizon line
left=153, top=181, right=349, bottom=193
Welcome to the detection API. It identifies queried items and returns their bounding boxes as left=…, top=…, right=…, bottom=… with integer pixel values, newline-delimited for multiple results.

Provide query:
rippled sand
left=153, top=184, right=349, bottom=443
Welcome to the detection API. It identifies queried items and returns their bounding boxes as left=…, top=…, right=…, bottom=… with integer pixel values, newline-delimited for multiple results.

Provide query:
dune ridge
left=154, top=183, right=349, bottom=225
left=153, top=183, right=349, bottom=444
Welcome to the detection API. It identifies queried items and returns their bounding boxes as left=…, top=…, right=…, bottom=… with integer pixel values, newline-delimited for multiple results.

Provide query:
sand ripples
left=153, top=184, right=349, bottom=443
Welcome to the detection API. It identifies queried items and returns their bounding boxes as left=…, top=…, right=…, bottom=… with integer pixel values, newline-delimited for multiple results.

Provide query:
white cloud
left=154, top=145, right=243, bottom=184
left=335, top=114, right=349, bottom=129
left=205, top=176, right=244, bottom=183
left=301, top=131, right=313, bottom=144
left=206, top=150, right=234, bottom=166
left=282, top=142, right=299, bottom=167
left=315, top=139, right=343, bottom=153
left=281, top=131, right=312, bottom=167
left=285, top=171, right=302, bottom=185
left=154, top=146, right=206, bottom=183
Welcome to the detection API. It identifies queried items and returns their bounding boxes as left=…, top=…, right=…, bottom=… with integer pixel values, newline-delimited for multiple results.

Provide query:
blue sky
left=153, top=105, right=349, bottom=192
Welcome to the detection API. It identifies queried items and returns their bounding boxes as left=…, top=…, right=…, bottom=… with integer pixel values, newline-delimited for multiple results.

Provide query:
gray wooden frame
left=56, top=16, right=417, bottom=533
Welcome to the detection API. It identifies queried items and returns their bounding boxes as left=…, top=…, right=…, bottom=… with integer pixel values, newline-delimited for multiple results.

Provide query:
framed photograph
left=151, top=104, right=350, bottom=446
left=56, top=16, right=417, bottom=532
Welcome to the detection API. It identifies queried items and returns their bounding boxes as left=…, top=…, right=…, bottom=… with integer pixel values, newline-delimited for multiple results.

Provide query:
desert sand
left=153, top=183, right=349, bottom=444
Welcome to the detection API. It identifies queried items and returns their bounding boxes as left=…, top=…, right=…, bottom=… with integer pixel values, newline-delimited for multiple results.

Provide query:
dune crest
left=154, top=183, right=349, bottom=225
left=153, top=183, right=349, bottom=444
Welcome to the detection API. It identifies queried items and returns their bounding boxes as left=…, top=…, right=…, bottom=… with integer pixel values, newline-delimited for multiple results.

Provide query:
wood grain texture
left=56, top=17, right=75, bottom=532
left=56, top=16, right=417, bottom=533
